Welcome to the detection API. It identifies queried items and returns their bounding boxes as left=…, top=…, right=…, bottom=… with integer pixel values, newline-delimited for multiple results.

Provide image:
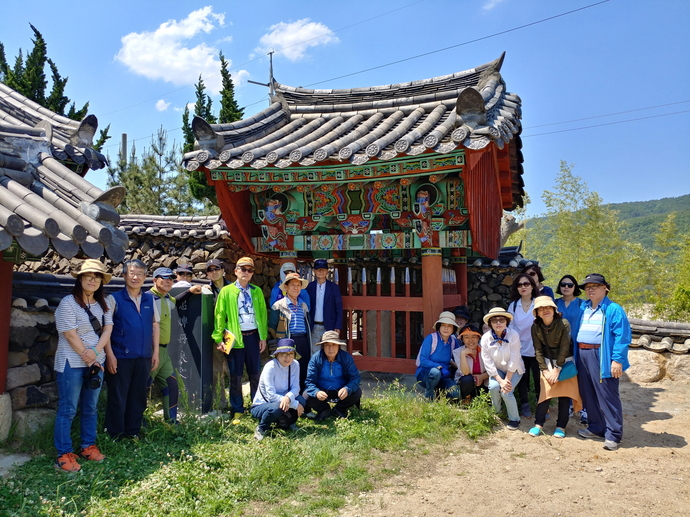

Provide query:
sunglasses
left=178, top=272, right=192, bottom=276
left=238, top=267, right=254, bottom=273
left=207, top=267, right=222, bottom=272
left=491, top=317, right=508, bottom=323
left=527, top=271, right=538, bottom=277
left=517, top=282, right=531, bottom=288
left=560, top=282, right=575, bottom=288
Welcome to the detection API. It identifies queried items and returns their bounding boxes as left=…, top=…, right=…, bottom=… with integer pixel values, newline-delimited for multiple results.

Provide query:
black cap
left=579, top=273, right=610, bottom=289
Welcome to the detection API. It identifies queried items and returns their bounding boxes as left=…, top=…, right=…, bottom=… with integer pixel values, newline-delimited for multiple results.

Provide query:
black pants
left=457, top=374, right=488, bottom=400
left=291, top=333, right=311, bottom=393
left=306, top=387, right=362, bottom=414
left=227, top=330, right=261, bottom=414
left=105, top=357, right=150, bottom=438
left=517, top=355, right=541, bottom=406
left=535, top=396, right=570, bottom=428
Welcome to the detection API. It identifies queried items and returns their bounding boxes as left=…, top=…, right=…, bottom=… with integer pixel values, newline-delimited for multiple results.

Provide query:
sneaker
left=520, top=403, right=531, bottom=418
left=315, top=409, right=332, bottom=422
left=506, top=420, right=520, bottom=430
left=553, top=428, right=566, bottom=439
left=603, top=440, right=619, bottom=451
left=580, top=409, right=588, bottom=425
left=577, top=428, right=604, bottom=440
left=303, top=411, right=317, bottom=419
left=253, top=427, right=265, bottom=441
left=528, top=426, right=542, bottom=437
left=55, top=453, right=81, bottom=472
left=79, top=445, right=105, bottom=462
left=333, top=408, right=348, bottom=419
left=288, top=423, right=300, bottom=431
left=232, top=413, right=242, bottom=425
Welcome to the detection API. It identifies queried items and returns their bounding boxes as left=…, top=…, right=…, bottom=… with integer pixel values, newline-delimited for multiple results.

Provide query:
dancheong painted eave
left=183, top=53, right=524, bottom=209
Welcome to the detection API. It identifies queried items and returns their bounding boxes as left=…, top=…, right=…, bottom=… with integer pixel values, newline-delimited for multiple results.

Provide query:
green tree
left=218, top=51, right=244, bottom=124
left=108, top=128, right=213, bottom=216
left=0, top=25, right=108, bottom=146
left=528, top=161, right=653, bottom=306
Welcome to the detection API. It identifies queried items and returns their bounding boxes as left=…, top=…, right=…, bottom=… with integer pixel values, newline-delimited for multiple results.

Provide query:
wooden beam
left=354, top=356, right=416, bottom=375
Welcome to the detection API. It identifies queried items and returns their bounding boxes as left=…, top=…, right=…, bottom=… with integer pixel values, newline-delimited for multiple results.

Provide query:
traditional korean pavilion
left=184, top=53, right=525, bottom=372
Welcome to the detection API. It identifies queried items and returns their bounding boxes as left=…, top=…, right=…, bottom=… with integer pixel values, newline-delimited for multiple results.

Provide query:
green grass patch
left=0, top=384, right=496, bottom=517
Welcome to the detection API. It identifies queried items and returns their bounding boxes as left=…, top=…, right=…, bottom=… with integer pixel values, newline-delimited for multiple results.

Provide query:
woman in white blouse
left=481, top=307, right=525, bottom=430
left=53, top=260, right=113, bottom=472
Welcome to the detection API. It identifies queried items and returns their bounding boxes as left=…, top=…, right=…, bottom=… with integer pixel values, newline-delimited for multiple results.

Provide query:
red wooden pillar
left=0, top=260, right=13, bottom=394
left=421, top=248, right=443, bottom=335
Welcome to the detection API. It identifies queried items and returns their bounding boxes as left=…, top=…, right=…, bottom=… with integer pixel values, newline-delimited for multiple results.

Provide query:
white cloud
left=155, top=99, right=171, bottom=111
left=483, top=0, right=507, bottom=10
left=256, top=19, right=338, bottom=62
left=115, top=6, right=229, bottom=92
left=174, top=102, right=198, bottom=112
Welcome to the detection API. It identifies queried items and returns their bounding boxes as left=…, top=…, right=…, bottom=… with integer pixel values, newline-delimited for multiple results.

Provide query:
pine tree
left=218, top=51, right=244, bottom=124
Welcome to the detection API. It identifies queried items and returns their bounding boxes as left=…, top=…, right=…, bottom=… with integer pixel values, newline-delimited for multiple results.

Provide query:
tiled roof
left=0, top=82, right=108, bottom=171
left=184, top=53, right=522, bottom=172
left=0, top=84, right=128, bottom=262
left=118, top=214, right=228, bottom=240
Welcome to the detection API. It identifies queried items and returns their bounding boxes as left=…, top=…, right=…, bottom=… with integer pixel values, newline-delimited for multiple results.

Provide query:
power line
left=524, top=100, right=690, bottom=129
left=522, top=109, right=690, bottom=137
left=304, top=0, right=611, bottom=87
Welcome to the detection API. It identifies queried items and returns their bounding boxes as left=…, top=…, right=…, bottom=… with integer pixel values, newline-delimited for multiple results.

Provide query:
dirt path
left=340, top=380, right=690, bottom=517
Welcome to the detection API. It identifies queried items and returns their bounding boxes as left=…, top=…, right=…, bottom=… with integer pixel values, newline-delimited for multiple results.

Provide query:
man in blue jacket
left=575, top=273, right=631, bottom=451
left=306, top=259, right=343, bottom=354
left=305, top=330, right=361, bottom=420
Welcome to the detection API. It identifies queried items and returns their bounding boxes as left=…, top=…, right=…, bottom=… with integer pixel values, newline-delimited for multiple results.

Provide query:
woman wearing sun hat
left=415, top=311, right=461, bottom=401
left=54, top=260, right=114, bottom=472
left=250, top=338, right=306, bottom=441
left=528, top=296, right=582, bottom=439
left=269, top=272, right=312, bottom=391
left=480, top=307, right=524, bottom=430
left=453, top=325, right=489, bottom=401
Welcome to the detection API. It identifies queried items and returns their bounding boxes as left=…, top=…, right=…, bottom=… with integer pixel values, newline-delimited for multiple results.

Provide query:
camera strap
left=84, top=305, right=104, bottom=337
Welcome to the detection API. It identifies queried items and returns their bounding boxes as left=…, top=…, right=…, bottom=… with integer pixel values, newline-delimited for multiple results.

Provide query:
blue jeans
left=417, top=368, right=459, bottom=400
left=54, top=360, right=103, bottom=456
left=488, top=370, right=523, bottom=421
left=250, top=395, right=306, bottom=432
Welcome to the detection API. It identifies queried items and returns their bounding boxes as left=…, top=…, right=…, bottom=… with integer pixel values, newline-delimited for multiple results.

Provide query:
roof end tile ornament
left=68, top=115, right=98, bottom=147
left=191, top=116, right=226, bottom=153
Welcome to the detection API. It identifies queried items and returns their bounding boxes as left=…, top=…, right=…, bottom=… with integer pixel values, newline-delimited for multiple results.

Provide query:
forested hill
left=529, top=193, right=690, bottom=251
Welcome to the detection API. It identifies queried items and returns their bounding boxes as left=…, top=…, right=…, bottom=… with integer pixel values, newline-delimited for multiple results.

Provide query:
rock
left=10, top=386, right=51, bottom=410
left=487, top=293, right=503, bottom=302
left=204, top=241, right=224, bottom=252
left=624, top=350, right=665, bottom=383
left=140, top=241, right=151, bottom=254
left=190, top=249, right=208, bottom=263
left=7, top=351, right=29, bottom=368
left=11, top=307, right=54, bottom=327
left=48, top=334, right=58, bottom=356
left=8, top=326, right=40, bottom=352
left=12, top=298, right=28, bottom=309
left=666, top=355, right=690, bottom=384
left=0, top=394, right=11, bottom=442
left=28, top=340, right=52, bottom=363
left=6, top=364, right=41, bottom=391
left=40, top=381, right=59, bottom=402
left=11, top=408, right=55, bottom=439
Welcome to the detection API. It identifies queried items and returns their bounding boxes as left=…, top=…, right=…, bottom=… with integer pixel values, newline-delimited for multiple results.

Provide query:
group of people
left=416, top=266, right=632, bottom=452
left=53, top=256, right=355, bottom=471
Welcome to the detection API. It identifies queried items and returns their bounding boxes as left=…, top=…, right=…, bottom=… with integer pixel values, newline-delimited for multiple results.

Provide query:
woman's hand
left=80, top=347, right=97, bottom=364
left=296, top=403, right=305, bottom=417
left=498, top=377, right=512, bottom=393
left=279, top=395, right=291, bottom=412
left=337, top=387, right=349, bottom=400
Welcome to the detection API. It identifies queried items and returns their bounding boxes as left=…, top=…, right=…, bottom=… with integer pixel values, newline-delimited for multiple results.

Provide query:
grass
left=0, top=383, right=497, bottom=517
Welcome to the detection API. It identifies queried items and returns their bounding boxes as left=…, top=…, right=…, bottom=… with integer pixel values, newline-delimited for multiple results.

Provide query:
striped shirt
left=576, top=304, right=604, bottom=345
left=54, top=295, right=114, bottom=372
left=287, top=300, right=307, bottom=335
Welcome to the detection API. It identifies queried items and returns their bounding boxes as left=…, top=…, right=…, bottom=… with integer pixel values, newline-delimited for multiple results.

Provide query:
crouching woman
left=250, top=339, right=305, bottom=441
left=481, top=307, right=524, bottom=430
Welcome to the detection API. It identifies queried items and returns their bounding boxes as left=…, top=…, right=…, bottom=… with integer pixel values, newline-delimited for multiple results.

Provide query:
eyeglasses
left=517, top=282, right=531, bottom=288
left=527, top=271, right=538, bottom=277
left=584, top=284, right=604, bottom=291
left=560, top=282, right=575, bottom=288
left=81, top=274, right=102, bottom=282
left=207, top=267, right=222, bottom=273
left=238, top=267, right=254, bottom=273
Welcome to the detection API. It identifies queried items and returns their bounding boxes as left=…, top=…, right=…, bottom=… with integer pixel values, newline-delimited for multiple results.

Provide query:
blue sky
left=1, top=0, right=688, bottom=216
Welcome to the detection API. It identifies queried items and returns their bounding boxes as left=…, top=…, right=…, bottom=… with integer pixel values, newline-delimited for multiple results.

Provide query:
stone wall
left=466, top=266, right=517, bottom=327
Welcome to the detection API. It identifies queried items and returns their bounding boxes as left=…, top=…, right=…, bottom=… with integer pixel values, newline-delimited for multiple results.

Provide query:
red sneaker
left=55, top=453, right=81, bottom=472
left=79, top=445, right=105, bottom=462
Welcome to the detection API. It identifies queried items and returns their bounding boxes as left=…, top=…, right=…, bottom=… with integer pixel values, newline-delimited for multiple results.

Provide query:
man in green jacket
left=213, top=257, right=268, bottom=424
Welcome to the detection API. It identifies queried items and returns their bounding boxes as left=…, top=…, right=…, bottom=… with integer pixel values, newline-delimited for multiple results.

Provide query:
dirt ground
left=340, top=379, right=690, bottom=517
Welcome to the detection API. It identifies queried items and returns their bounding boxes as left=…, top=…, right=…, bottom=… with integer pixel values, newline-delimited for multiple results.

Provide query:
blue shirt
left=577, top=304, right=604, bottom=344
left=287, top=299, right=307, bottom=334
